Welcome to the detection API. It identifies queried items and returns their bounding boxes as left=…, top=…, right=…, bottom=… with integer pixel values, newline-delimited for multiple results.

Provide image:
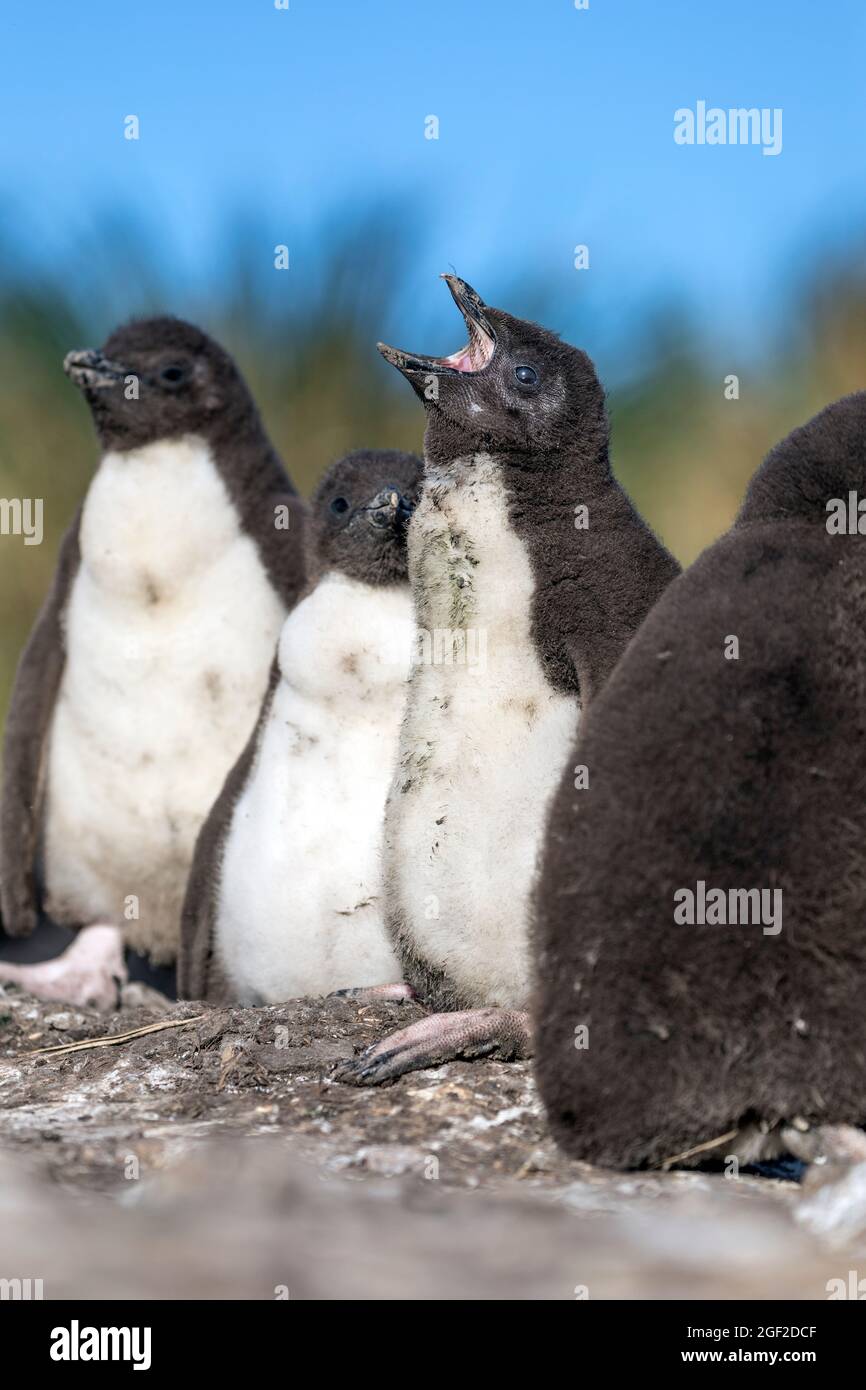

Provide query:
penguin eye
left=160, top=364, right=188, bottom=386
left=330, top=497, right=349, bottom=516
left=515, top=365, right=538, bottom=386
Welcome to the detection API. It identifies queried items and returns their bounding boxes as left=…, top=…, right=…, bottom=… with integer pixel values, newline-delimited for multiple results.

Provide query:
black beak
left=362, top=487, right=415, bottom=530
left=442, top=274, right=496, bottom=342
left=63, top=349, right=130, bottom=390
left=377, top=274, right=497, bottom=378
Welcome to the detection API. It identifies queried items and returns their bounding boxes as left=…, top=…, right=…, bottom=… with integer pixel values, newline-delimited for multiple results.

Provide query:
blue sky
left=2, top=0, right=864, bottom=377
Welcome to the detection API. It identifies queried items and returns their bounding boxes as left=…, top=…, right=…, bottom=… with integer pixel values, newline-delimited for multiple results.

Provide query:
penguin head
left=63, top=317, right=258, bottom=452
left=307, top=449, right=422, bottom=585
left=377, top=275, right=607, bottom=468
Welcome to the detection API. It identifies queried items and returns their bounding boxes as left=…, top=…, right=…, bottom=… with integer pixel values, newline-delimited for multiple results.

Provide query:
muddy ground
left=2, top=983, right=866, bottom=1299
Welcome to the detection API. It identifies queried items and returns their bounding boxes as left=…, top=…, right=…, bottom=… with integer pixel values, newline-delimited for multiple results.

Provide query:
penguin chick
left=179, top=449, right=422, bottom=1004
left=0, top=317, right=306, bottom=1009
left=334, top=275, right=680, bottom=1086
left=534, top=392, right=866, bottom=1171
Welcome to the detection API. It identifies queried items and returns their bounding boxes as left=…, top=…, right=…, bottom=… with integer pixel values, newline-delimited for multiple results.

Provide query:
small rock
left=45, top=1012, right=85, bottom=1031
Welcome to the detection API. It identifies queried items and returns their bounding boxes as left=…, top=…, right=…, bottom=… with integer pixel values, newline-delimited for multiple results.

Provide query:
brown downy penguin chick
left=0, top=317, right=306, bottom=1008
left=534, top=392, right=866, bottom=1172
left=179, top=449, right=422, bottom=1004
left=334, top=275, right=680, bottom=1085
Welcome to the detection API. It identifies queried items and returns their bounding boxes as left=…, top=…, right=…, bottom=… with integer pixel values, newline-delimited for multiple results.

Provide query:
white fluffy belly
left=215, top=573, right=412, bottom=1002
left=387, top=455, right=580, bottom=1008
left=42, top=437, right=286, bottom=961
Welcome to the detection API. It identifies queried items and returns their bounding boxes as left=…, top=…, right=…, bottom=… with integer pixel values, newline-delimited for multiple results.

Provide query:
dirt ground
left=2, top=983, right=866, bottom=1300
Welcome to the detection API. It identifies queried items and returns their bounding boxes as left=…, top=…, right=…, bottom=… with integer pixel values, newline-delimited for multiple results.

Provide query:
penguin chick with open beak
left=333, top=276, right=680, bottom=1085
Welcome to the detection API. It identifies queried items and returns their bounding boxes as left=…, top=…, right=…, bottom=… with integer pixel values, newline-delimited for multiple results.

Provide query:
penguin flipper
left=0, top=508, right=82, bottom=936
left=331, top=1007, right=531, bottom=1086
left=178, top=657, right=281, bottom=1002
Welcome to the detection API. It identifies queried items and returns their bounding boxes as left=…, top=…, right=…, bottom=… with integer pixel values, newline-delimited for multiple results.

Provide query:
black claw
left=330, top=1053, right=373, bottom=1083
left=331, top=1048, right=401, bottom=1087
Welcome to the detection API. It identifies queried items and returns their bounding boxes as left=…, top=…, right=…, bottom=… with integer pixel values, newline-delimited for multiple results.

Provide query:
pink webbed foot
left=332, top=1006, right=531, bottom=1086
left=0, top=924, right=127, bottom=1012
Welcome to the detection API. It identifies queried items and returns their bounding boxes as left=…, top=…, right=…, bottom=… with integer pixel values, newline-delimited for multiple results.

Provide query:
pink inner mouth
left=378, top=285, right=496, bottom=376
left=440, top=346, right=475, bottom=372
left=438, top=321, right=495, bottom=373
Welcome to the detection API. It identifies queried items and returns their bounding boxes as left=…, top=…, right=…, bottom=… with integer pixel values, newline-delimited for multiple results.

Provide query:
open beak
left=377, top=275, right=496, bottom=378
left=63, top=349, right=129, bottom=390
left=362, top=487, right=415, bottom=530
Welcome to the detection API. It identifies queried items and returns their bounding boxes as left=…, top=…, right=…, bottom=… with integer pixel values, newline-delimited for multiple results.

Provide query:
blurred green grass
left=2, top=210, right=866, bottom=736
